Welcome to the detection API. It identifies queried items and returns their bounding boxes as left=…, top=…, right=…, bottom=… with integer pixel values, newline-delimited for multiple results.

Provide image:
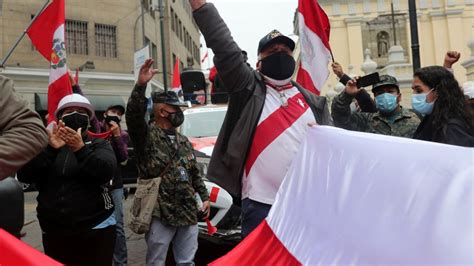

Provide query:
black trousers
left=42, top=226, right=116, bottom=266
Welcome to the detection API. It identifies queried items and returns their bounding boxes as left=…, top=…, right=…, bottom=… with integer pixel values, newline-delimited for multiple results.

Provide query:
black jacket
left=413, top=115, right=474, bottom=147
left=193, top=3, right=333, bottom=199
left=18, top=138, right=116, bottom=234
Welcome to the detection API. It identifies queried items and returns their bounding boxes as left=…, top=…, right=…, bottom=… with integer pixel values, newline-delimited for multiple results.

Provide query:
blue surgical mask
left=412, top=90, right=435, bottom=115
left=375, top=93, right=398, bottom=113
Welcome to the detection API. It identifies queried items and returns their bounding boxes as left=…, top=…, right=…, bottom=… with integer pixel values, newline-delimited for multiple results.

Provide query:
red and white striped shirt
left=242, top=84, right=314, bottom=204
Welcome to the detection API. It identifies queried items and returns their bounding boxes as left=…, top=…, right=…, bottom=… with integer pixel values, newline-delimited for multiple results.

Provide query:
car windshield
left=181, top=109, right=226, bottom=137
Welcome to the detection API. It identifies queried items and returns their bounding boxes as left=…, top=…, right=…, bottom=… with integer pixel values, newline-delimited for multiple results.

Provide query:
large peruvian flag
left=296, top=0, right=331, bottom=95
left=0, top=229, right=62, bottom=265
left=27, top=0, right=72, bottom=121
left=211, top=127, right=473, bottom=265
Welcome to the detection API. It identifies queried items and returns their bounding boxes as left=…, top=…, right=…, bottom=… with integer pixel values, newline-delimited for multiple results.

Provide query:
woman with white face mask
left=411, top=66, right=474, bottom=147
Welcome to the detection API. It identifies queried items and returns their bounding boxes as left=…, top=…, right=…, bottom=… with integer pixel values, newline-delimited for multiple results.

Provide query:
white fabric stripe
left=242, top=108, right=314, bottom=204
left=258, top=86, right=300, bottom=125
left=267, top=126, right=473, bottom=265
left=298, top=12, right=331, bottom=90
left=49, top=24, right=68, bottom=84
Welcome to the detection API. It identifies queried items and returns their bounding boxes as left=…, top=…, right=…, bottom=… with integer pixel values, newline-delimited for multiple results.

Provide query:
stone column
left=345, top=17, right=365, bottom=70
left=462, top=37, right=474, bottom=81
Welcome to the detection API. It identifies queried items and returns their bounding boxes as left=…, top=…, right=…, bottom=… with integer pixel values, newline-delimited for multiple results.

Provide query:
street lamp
left=408, top=0, right=421, bottom=72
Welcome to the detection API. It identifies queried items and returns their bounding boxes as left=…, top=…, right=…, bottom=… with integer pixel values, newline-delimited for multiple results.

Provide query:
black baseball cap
left=257, top=30, right=295, bottom=55
left=106, top=104, right=125, bottom=115
left=372, top=75, right=400, bottom=93
left=151, top=90, right=189, bottom=107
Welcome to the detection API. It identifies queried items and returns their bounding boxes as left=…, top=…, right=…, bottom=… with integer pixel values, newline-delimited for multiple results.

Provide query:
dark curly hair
left=414, top=66, right=474, bottom=132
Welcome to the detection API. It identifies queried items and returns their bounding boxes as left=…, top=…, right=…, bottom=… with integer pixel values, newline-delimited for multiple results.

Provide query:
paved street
left=21, top=190, right=235, bottom=265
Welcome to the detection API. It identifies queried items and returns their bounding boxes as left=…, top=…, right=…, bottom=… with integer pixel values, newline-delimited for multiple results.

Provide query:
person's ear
left=397, top=93, right=402, bottom=104
left=256, top=60, right=262, bottom=71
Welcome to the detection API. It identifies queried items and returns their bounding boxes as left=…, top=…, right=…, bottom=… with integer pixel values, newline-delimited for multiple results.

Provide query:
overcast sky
left=199, top=0, right=298, bottom=70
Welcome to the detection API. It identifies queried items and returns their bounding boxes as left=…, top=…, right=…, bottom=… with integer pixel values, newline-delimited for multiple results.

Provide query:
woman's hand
left=58, top=126, right=85, bottom=152
left=47, top=121, right=66, bottom=149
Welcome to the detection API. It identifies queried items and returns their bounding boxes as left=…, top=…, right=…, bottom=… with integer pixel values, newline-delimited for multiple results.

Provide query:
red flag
left=27, top=0, right=72, bottom=122
left=201, top=51, right=208, bottom=63
left=295, top=0, right=332, bottom=95
left=172, top=57, right=181, bottom=89
left=171, top=57, right=184, bottom=100
left=0, top=229, right=63, bottom=265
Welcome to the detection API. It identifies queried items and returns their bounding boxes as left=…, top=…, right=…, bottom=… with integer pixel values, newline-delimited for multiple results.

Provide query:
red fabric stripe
left=27, top=0, right=66, bottom=60
left=209, top=221, right=301, bottom=266
left=88, top=130, right=113, bottom=140
left=298, top=0, right=331, bottom=51
left=209, top=187, right=220, bottom=203
left=172, top=57, right=181, bottom=88
left=0, top=229, right=63, bottom=266
left=296, top=63, right=320, bottom=95
left=49, top=74, right=73, bottom=120
left=245, top=93, right=309, bottom=175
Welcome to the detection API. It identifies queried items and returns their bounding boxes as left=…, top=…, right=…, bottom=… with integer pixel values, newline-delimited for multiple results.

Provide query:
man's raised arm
left=190, top=0, right=253, bottom=93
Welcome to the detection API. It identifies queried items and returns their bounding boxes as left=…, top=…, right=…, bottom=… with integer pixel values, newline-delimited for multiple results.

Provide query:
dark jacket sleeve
left=355, top=89, right=377, bottom=113
left=193, top=3, right=253, bottom=93
left=74, top=139, right=117, bottom=185
left=0, top=76, right=48, bottom=180
left=339, top=74, right=351, bottom=86
left=17, top=146, right=57, bottom=184
left=111, top=130, right=128, bottom=163
left=442, top=121, right=474, bottom=147
left=126, top=85, right=148, bottom=154
left=331, top=91, right=371, bottom=131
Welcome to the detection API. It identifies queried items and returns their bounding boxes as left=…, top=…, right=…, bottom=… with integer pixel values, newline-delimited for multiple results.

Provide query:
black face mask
left=61, top=111, right=90, bottom=132
left=105, top=115, right=121, bottom=126
left=164, top=110, right=184, bottom=128
left=259, top=52, right=296, bottom=80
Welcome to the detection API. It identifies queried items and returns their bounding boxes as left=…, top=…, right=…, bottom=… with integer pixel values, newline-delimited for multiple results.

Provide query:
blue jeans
left=111, top=188, right=128, bottom=265
left=241, top=198, right=272, bottom=238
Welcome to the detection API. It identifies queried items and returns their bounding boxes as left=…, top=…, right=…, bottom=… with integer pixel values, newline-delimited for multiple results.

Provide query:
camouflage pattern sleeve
left=331, top=91, right=371, bottom=132
left=125, top=85, right=148, bottom=153
left=188, top=145, right=209, bottom=202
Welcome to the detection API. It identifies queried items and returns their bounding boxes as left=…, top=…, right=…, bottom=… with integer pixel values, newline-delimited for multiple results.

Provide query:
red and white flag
left=296, top=0, right=331, bottom=95
left=211, top=126, right=473, bottom=265
left=27, top=0, right=72, bottom=122
left=171, top=57, right=184, bottom=101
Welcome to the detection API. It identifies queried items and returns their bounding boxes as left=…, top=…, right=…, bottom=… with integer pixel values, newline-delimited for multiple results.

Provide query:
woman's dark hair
left=414, top=66, right=473, bottom=132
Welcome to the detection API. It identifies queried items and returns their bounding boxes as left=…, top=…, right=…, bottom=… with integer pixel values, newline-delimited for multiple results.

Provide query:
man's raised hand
left=189, top=0, right=206, bottom=11
left=137, top=59, right=159, bottom=87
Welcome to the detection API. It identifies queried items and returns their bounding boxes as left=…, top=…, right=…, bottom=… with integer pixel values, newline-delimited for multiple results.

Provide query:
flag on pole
left=295, top=0, right=332, bottom=95
left=74, top=68, right=79, bottom=84
left=210, top=126, right=473, bottom=265
left=201, top=51, right=208, bottom=63
left=27, top=0, right=72, bottom=122
left=171, top=57, right=184, bottom=100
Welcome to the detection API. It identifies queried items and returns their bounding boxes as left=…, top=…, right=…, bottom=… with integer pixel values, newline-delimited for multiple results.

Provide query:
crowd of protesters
left=0, top=0, right=473, bottom=265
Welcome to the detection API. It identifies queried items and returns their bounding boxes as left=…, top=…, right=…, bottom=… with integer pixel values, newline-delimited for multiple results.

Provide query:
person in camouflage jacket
left=332, top=75, right=420, bottom=138
left=126, top=59, right=210, bottom=265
